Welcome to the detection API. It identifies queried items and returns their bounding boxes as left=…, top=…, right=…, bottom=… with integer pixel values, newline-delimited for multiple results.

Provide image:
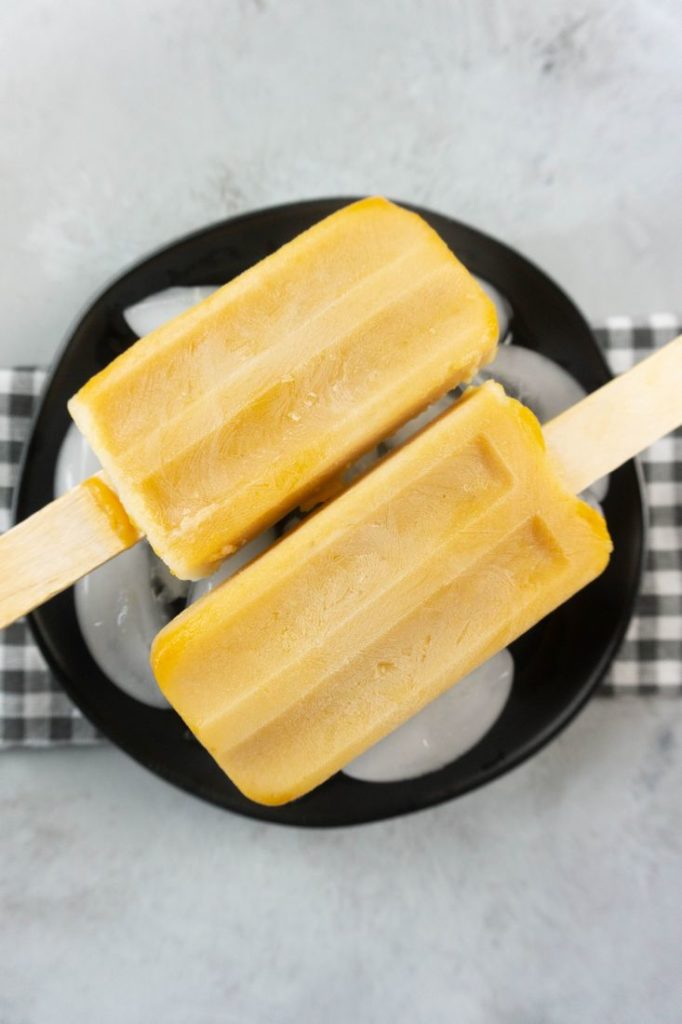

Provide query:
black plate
left=16, top=199, right=645, bottom=827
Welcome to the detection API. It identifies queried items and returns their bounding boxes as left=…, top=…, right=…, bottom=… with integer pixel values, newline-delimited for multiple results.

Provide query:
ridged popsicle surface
left=152, top=383, right=612, bottom=804
left=69, top=198, right=498, bottom=578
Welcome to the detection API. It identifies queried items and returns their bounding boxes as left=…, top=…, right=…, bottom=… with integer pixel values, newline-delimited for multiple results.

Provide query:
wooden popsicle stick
left=545, top=335, right=682, bottom=494
left=0, top=474, right=142, bottom=629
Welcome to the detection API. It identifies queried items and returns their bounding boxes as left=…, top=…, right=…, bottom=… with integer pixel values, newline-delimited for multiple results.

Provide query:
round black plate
left=16, top=199, right=645, bottom=827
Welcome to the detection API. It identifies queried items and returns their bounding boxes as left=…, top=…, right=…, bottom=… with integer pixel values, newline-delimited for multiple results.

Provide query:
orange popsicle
left=68, top=197, right=498, bottom=580
left=151, top=382, right=612, bottom=804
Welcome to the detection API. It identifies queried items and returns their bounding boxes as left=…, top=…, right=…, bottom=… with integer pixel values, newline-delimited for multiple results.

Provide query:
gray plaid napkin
left=597, top=315, right=682, bottom=694
left=0, top=368, right=98, bottom=745
left=1, top=316, right=680, bottom=747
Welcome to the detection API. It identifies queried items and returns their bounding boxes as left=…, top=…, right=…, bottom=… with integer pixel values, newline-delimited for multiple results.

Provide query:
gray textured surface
left=3, top=701, right=682, bottom=1024
left=1, top=0, right=681, bottom=367
left=1, top=1, right=681, bottom=1021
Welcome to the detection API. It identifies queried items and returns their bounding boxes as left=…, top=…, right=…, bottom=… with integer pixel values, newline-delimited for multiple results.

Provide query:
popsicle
left=151, top=336, right=682, bottom=805
left=0, top=198, right=498, bottom=627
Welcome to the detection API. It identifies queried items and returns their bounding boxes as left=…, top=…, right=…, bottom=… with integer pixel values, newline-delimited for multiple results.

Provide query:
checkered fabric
left=597, top=315, right=682, bottom=695
left=0, top=369, right=98, bottom=744
left=0, top=317, right=680, bottom=746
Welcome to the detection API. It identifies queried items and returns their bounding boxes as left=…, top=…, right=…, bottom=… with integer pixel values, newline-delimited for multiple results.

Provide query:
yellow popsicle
left=68, top=197, right=497, bottom=579
left=151, top=382, right=612, bottom=805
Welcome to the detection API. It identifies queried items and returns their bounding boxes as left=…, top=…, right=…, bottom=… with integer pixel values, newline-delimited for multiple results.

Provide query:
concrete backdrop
left=1, top=2, right=681, bottom=1022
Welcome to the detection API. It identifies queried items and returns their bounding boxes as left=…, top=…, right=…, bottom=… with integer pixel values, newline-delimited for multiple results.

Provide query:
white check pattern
left=0, top=318, right=680, bottom=745
left=0, top=368, right=98, bottom=744
left=596, top=315, right=682, bottom=694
